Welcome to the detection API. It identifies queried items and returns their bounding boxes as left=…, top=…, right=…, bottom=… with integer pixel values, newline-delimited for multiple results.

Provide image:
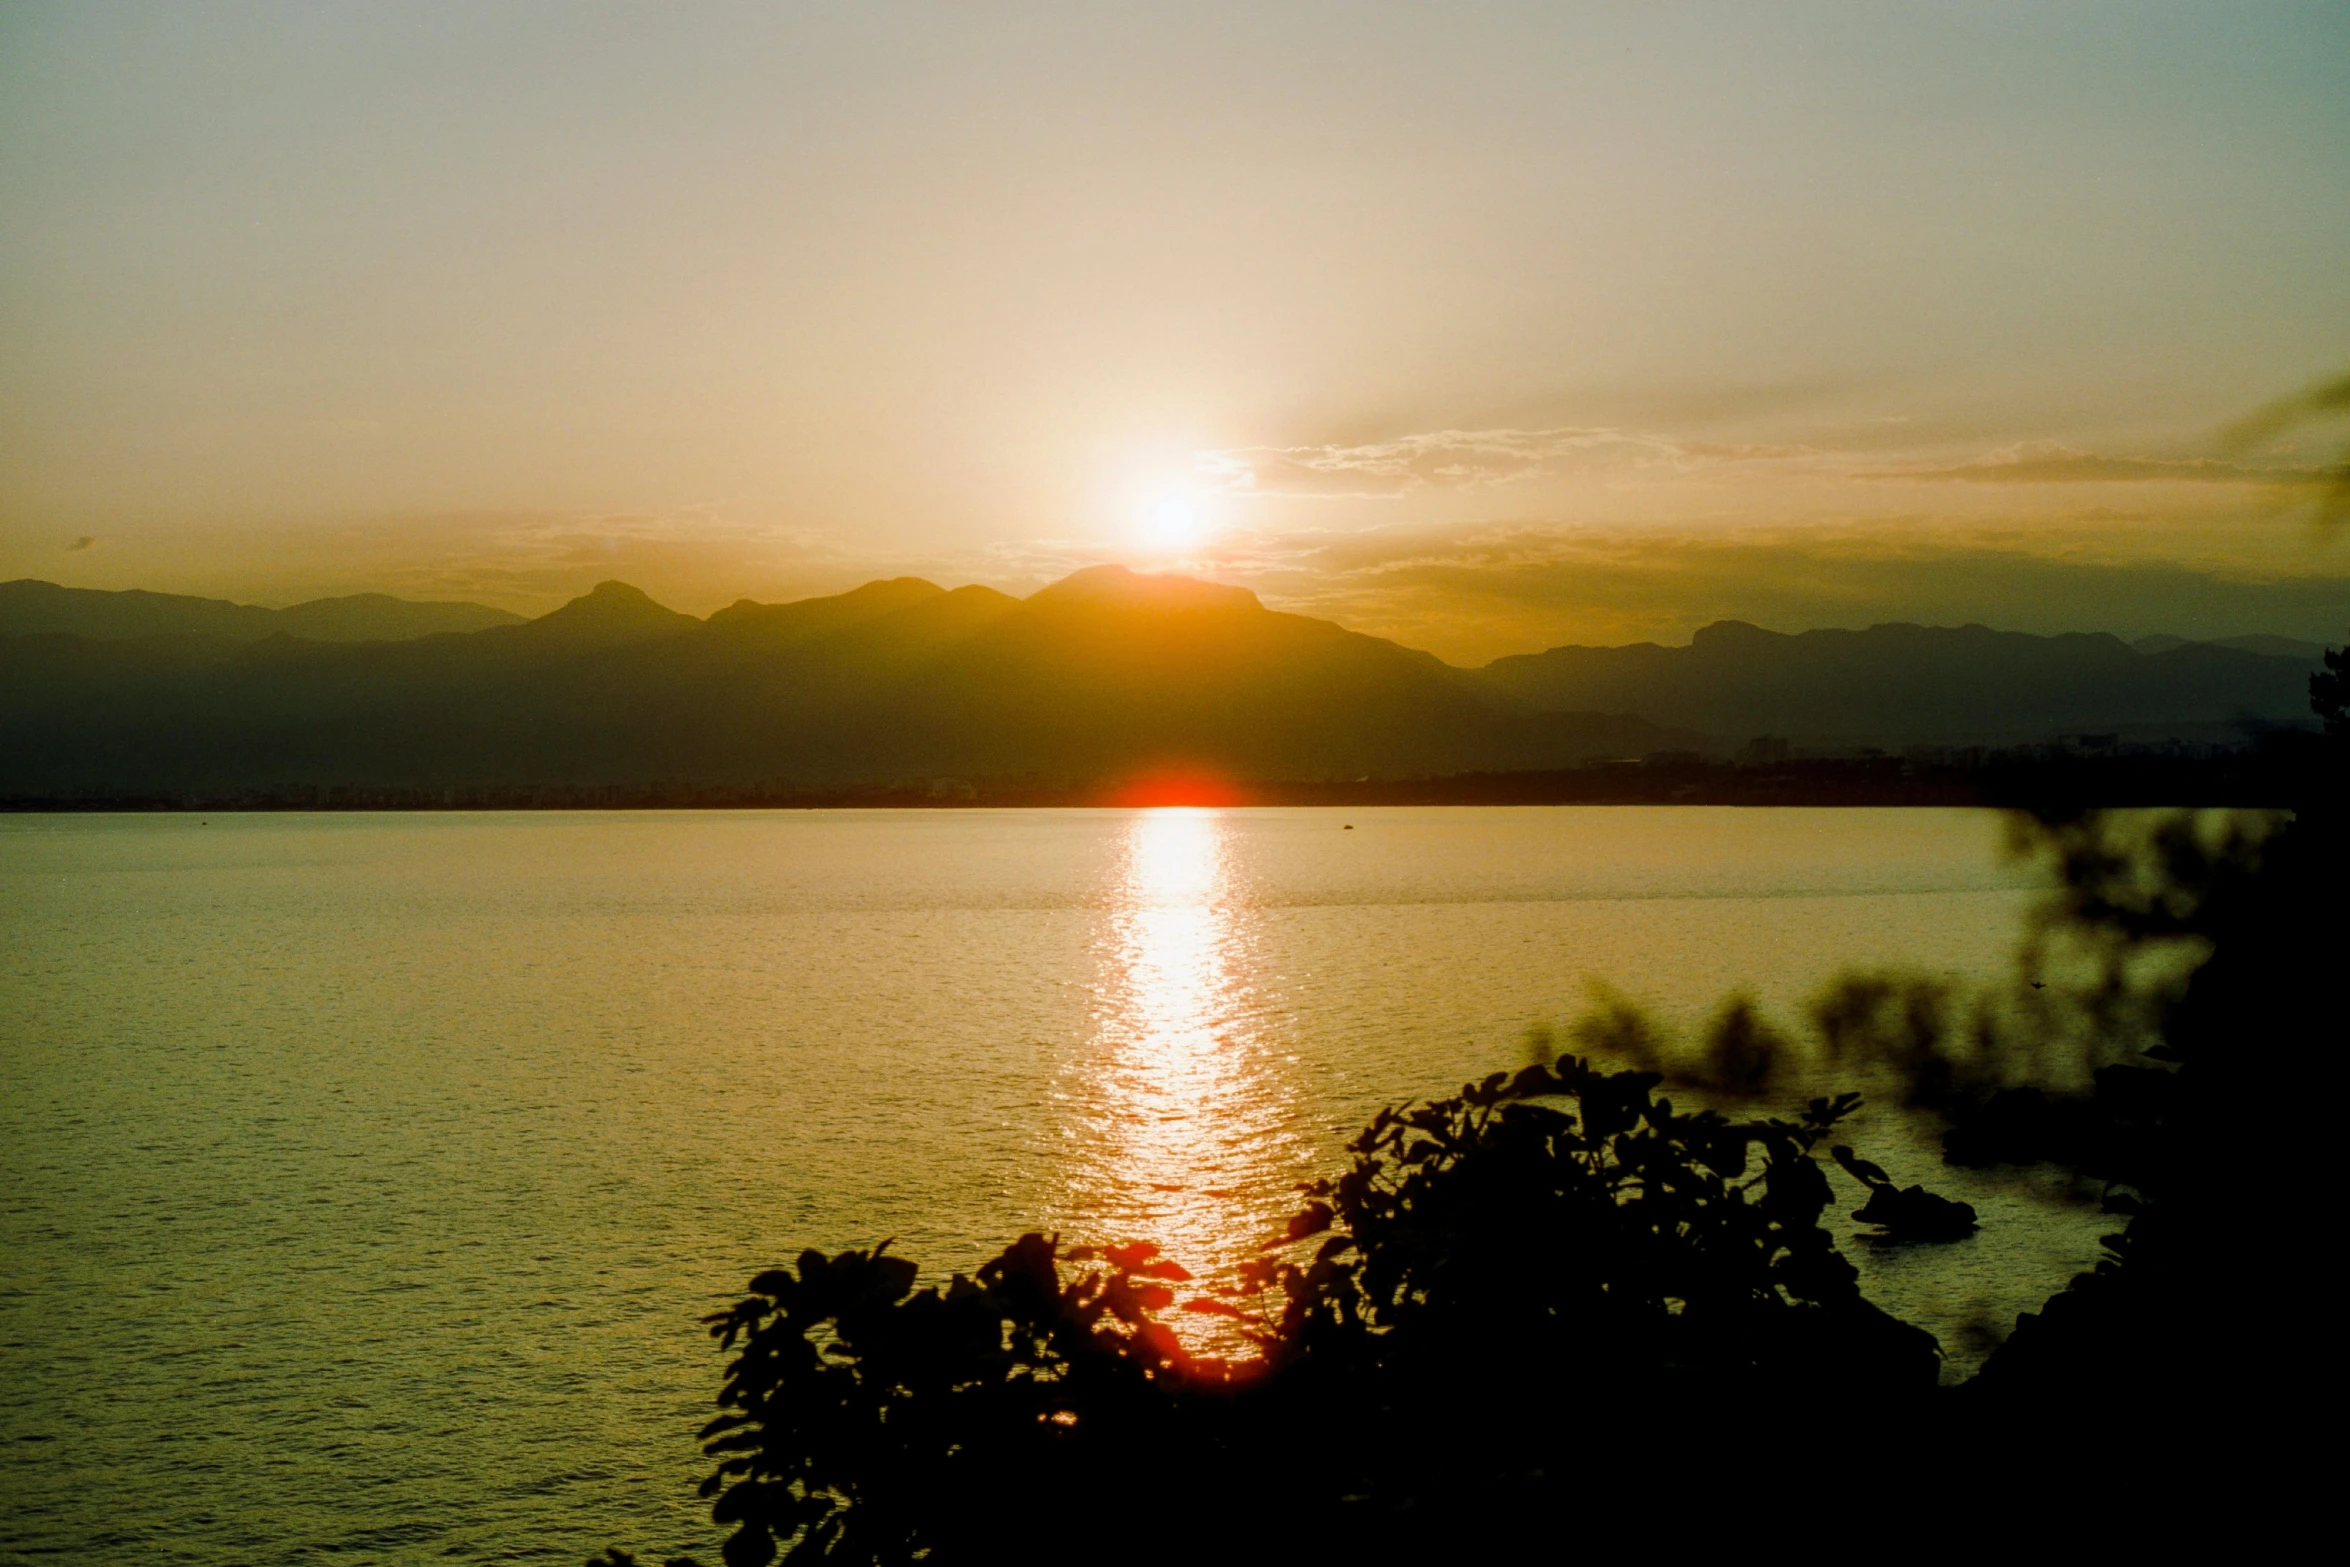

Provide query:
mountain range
left=1482, top=620, right=2327, bottom=746
left=0, top=578, right=523, bottom=642
left=0, top=569, right=1687, bottom=796
left=1, top=570, right=2332, bottom=798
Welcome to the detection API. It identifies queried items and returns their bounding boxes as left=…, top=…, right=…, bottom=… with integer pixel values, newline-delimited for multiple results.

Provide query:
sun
left=1142, top=492, right=1205, bottom=552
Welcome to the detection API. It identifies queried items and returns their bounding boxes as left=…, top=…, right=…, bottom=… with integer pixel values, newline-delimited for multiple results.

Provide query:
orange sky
left=2, top=4, right=2345, bottom=658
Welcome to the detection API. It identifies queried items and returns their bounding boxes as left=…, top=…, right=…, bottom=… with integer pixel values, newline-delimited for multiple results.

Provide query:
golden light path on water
left=1051, top=808, right=1311, bottom=1354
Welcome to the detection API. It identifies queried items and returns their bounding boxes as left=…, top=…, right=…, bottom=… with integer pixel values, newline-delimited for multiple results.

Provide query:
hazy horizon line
left=7, top=561, right=2340, bottom=669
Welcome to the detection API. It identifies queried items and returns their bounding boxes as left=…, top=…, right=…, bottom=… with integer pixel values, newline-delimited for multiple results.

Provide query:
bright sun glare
left=1143, top=493, right=1204, bottom=552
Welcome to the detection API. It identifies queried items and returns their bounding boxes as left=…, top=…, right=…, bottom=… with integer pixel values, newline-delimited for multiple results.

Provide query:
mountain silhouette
left=2130, top=632, right=2325, bottom=661
left=1478, top=619, right=2326, bottom=745
left=498, top=580, right=701, bottom=651
left=0, top=568, right=1687, bottom=796
left=6, top=574, right=2332, bottom=798
left=0, top=578, right=523, bottom=642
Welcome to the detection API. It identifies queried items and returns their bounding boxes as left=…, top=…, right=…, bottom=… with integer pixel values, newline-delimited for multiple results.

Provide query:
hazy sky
left=3, top=2, right=2346, bottom=658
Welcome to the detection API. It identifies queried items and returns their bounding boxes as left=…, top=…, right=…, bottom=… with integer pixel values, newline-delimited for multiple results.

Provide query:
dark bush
left=685, top=1060, right=1941, bottom=1562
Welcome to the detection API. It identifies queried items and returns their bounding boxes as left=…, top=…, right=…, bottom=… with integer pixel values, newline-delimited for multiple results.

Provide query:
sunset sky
left=3, top=2, right=2346, bottom=661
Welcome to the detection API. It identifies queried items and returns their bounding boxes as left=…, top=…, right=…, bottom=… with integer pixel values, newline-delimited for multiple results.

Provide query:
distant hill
left=2130, top=632, right=2327, bottom=662
left=0, top=579, right=524, bottom=642
left=1479, top=620, right=2330, bottom=746
left=0, top=567, right=1692, bottom=797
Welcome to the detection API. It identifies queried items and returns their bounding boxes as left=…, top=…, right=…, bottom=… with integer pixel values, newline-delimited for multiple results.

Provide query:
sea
left=0, top=807, right=2114, bottom=1563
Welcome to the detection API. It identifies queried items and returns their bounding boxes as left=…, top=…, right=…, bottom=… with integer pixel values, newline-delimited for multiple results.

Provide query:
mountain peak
left=1688, top=620, right=1779, bottom=647
left=581, top=580, right=661, bottom=606
left=523, top=581, right=697, bottom=644
left=1029, top=565, right=1260, bottom=613
left=704, top=576, right=959, bottom=641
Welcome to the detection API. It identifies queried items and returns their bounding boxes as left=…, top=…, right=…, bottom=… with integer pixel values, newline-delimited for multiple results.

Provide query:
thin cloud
left=1203, top=424, right=2322, bottom=503
left=65, top=536, right=96, bottom=552
left=1197, top=428, right=1814, bottom=498
left=1879, top=444, right=2313, bottom=485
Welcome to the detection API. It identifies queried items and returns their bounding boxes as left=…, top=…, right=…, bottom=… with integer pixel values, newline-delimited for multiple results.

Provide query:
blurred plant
left=2223, top=368, right=2350, bottom=733
left=1563, top=977, right=1669, bottom=1072
left=1699, top=994, right=1793, bottom=1095
left=2221, top=368, right=2350, bottom=528
left=2314, top=638, right=2347, bottom=738
left=1961, top=661, right=2342, bottom=1420
left=1554, top=981, right=1794, bottom=1097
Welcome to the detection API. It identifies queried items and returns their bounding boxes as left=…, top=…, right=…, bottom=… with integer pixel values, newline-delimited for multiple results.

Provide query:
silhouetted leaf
left=1103, top=1241, right=1161, bottom=1271
left=1830, top=1145, right=1892, bottom=1189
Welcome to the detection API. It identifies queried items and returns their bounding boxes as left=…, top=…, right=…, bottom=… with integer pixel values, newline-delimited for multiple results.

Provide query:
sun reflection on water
left=1051, top=808, right=1306, bottom=1352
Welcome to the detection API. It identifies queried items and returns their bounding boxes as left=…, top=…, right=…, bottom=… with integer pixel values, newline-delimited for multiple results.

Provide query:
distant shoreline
left=4, top=747, right=2318, bottom=814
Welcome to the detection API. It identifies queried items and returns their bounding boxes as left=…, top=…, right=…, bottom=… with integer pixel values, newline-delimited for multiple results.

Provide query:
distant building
left=1738, top=736, right=1791, bottom=766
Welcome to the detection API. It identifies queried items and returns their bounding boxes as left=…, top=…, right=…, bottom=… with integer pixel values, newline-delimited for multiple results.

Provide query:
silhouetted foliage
left=689, top=1233, right=1269, bottom=1563
left=1956, top=634, right=2344, bottom=1431
left=2315, top=641, right=2347, bottom=736
left=1940, top=1084, right=2097, bottom=1169
left=678, top=1061, right=1942, bottom=1561
left=1271, top=1062, right=1934, bottom=1391
left=1831, top=1145, right=1978, bottom=1241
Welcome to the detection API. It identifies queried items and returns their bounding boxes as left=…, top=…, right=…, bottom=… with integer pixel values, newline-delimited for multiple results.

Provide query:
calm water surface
left=0, top=808, right=2107, bottom=1563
